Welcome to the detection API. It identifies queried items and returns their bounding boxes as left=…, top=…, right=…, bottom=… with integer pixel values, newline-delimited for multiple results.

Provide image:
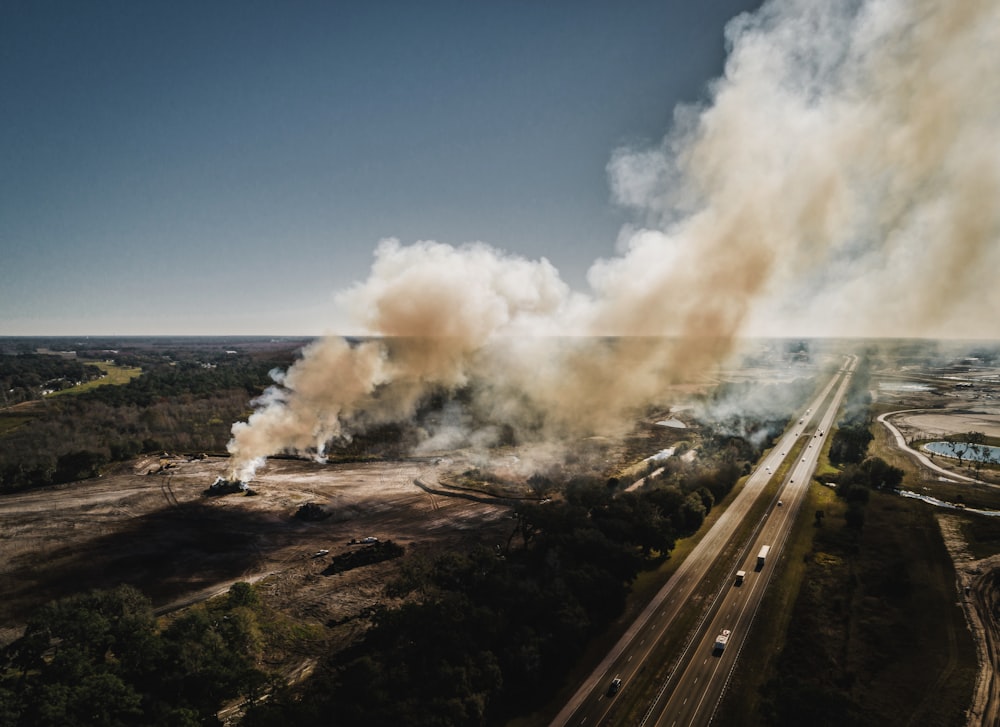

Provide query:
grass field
left=0, top=362, right=142, bottom=435
left=47, top=361, right=142, bottom=396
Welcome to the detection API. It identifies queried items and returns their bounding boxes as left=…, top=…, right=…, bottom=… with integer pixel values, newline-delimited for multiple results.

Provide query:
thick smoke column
left=228, top=0, right=1000, bottom=480
left=227, top=240, right=574, bottom=480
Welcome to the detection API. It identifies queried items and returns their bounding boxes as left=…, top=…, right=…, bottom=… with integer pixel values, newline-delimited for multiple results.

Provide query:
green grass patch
left=47, top=361, right=141, bottom=397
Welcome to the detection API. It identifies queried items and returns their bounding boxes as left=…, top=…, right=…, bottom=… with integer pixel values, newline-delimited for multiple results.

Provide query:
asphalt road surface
left=552, top=356, right=856, bottom=727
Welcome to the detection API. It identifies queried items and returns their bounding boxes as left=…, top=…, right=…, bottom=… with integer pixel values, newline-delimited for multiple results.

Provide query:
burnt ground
left=0, top=454, right=515, bottom=647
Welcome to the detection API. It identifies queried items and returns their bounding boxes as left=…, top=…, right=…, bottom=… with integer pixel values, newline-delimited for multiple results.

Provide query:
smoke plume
left=227, top=0, right=1000, bottom=480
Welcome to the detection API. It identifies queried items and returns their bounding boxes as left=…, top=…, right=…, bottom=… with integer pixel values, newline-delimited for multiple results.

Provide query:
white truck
left=714, top=629, right=731, bottom=653
left=757, top=544, right=771, bottom=569
left=735, top=570, right=746, bottom=585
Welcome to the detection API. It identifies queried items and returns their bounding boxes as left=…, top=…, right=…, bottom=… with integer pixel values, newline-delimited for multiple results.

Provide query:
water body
left=656, top=418, right=687, bottom=429
left=923, top=441, right=1000, bottom=463
left=645, top=448, right=676, bottom=463
left=897, top=490, right=1000, bottom=517
left=878, top=382, right=932, bottom=392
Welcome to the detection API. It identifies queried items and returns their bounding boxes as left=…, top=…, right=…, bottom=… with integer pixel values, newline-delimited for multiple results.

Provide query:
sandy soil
left=0, top=454, right=513, bottom=647
left=899, top=410, right=1000, bottom=440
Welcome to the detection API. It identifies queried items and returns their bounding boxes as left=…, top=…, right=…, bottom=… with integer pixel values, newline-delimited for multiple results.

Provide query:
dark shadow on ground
left=1, top=500, right=296, bottom=623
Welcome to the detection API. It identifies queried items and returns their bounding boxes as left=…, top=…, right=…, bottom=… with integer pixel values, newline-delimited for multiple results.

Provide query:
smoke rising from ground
left=227, top=0, right=1000, bottom=480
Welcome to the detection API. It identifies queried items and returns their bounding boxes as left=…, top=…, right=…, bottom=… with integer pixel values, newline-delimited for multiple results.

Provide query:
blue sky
left=1, top=1, right=762, bottom=335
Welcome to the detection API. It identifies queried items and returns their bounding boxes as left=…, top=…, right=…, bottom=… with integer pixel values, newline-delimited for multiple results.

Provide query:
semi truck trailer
left=757, top=544, right=771, bottom=569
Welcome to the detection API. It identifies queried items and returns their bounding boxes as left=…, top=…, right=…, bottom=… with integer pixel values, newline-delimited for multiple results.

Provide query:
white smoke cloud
left=228, top=0, right=1000, bottom=480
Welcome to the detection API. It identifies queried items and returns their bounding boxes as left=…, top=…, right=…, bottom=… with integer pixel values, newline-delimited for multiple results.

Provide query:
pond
left=923, top=440, right=1000, bottom=464
left=897, top=489, right=1000, bottom=517
left=878, top=382, right=932, bottom=392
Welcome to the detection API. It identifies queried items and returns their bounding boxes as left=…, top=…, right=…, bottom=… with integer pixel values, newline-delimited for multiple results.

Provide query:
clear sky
left=1, top=0, right=763, bottom=336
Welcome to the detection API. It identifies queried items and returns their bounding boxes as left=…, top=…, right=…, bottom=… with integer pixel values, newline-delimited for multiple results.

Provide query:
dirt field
left=898, top=409, right=1000, bottom=440
left=0, top=454, right=514, bottom=647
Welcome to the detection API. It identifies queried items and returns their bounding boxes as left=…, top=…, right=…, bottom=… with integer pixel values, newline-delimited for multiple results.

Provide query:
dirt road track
left=936, top=514, right=1000, bottom=727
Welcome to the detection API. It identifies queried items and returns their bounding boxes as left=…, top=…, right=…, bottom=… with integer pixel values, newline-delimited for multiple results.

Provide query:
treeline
left=0, top=392, right=253, bottom=489
left=0, top=354, right=104, bottom=404
left=829, top=355, right=874, bottom=465
left=0, top=583, right=281, bottom=727
left=0, top=352, right=289, bottom=492
left=242, top=455, right=749, bottom=727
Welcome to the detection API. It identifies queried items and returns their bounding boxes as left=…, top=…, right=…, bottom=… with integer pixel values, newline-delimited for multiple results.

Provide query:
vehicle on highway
left=713, top=629, right=731, bottom=654
left=608, top=677, right=622, bottom=696
left=777, top=500, right=783, bottom=506
left=757, top=544, right=771, bottom=569
left=735, top=570, right=746, bottom=585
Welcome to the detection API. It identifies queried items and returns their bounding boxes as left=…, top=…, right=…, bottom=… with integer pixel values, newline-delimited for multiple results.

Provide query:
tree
left=845, top=503, right=865, bottom=530
left=527, top=473, right=552, bottom=498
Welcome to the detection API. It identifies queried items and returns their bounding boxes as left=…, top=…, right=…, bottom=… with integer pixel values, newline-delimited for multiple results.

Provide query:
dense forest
left=0, top=353, right=105, bottom=403
left=0, top=583, right=285, bottom=726
left=0, top=341, right=304, bottom=492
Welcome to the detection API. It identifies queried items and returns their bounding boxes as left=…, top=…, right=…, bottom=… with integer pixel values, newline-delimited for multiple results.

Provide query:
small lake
left=879, top=382, right=932, bottom=392
left=923, top=440, right=1000, bottom=463
left=656, top=418, right=687, bottom=429
left=897, top=489, right=1000, bottom=517
left=645, top=448, right=675, bottom=463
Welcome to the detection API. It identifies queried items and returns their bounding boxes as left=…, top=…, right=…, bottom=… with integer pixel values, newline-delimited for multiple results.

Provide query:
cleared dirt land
left=898, top=409, right=1000, bottom=440
left=0, top=454, right=513, bottom=647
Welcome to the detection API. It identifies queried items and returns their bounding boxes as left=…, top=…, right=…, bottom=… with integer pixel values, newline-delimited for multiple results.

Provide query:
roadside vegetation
left=730, top=352, right=978, bottom=726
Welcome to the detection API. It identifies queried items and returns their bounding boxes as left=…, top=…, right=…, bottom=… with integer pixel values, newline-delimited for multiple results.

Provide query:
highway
left=552, top=356, right=856, bottom=727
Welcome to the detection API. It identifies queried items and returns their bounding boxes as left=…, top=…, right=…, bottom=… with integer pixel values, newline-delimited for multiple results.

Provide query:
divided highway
left=552, top=356, right=856, bottom=727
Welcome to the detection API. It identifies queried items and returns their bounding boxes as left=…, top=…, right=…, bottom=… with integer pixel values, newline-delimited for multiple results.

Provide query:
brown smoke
left=228, top=0, right=1000, bottom=480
